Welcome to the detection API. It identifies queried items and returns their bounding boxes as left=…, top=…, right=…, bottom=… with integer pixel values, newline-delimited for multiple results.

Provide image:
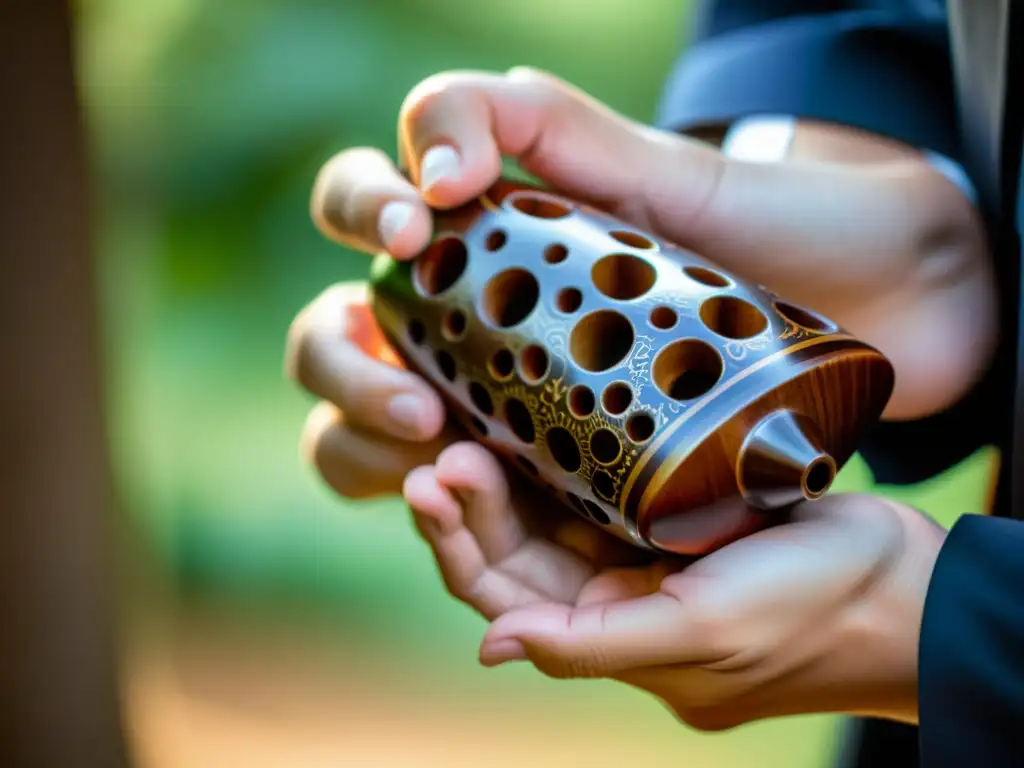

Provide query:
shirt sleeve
left=656, top=2, right=963, bottom=158
left=918, top=513, right=1024, bottom=764
left=656, top=1, right=1000, bottom=484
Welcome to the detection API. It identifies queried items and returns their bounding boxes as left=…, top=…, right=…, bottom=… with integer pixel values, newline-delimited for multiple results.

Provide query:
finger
left=302, top=402, right=450, bottom=499
left=404, top=463, right=486, bottom=579
left=310, top=146, right=433, bottom=259
left=477, top=591, right=701, bottom=676
left=435, top=444, right=600, bottom=601
left=399, top=69, right=963, bottom=297
left=404, top=466, right=554, bottom=620
left=433, top=442, right=527, bottom=563
left=409, top=449, right=594, bottom=607
left=397, top=66, right=708, bottom=213
left=285, top=282, right=446, bottom=441
left=431, top=437, right=652, bottom=575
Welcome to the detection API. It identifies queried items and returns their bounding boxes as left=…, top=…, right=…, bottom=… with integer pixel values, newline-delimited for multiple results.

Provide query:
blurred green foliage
left=77, top=0, right=698, bottom=625
left=73, top=1, right=990, bottom=763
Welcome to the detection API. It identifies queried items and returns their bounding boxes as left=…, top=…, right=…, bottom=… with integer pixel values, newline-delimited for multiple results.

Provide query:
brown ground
left=122, top=604, right=837, bottom=768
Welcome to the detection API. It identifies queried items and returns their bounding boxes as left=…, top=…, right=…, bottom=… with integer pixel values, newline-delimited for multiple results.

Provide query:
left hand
left=406, top=442, right=947, bottom=731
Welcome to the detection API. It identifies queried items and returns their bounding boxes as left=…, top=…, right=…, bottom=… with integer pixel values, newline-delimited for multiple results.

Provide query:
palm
left=408, top=437, right=912, bottom=679
left=403, top=440, right=677, bottom=621
left=650, top=495, right=904, bottom=663
left=554, top=494, right=903, bottom=656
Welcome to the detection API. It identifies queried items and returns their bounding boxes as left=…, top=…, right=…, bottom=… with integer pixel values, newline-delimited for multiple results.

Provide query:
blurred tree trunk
left=0, top=2, right=129, bottom=766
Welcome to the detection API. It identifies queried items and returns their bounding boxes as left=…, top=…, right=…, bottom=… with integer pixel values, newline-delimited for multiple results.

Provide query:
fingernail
left=480, top=638, right=527, bottom=666
left=387, top=393, right=426, bottom=436
left=378, top=201, right=414, bottom=248
left=420, top=145, right=461, bottom=191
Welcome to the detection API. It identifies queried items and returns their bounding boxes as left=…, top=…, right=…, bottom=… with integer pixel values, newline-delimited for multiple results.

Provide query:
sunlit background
left=73, top=1, right=995, bottom=765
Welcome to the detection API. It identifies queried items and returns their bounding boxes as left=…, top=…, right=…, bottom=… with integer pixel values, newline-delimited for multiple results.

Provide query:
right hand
left=285, top=65, right=995, bottom=610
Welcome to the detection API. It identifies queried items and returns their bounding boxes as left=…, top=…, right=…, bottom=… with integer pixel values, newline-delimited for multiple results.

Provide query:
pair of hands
left=286, top=68, right=991, bottom=729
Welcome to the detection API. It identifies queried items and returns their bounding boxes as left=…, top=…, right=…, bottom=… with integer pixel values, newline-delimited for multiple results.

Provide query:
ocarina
left=368, top=178, right=894, bottom=555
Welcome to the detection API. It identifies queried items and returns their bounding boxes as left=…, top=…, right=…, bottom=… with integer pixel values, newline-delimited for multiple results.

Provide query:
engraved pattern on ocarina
left=368, top=179, right=895, bottom=555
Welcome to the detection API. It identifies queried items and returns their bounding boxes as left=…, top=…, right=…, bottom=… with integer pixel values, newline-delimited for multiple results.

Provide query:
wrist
left=720, top=115, right=995, bottom=423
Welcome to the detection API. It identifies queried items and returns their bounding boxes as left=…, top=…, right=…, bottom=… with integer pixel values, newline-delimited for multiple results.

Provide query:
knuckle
left=285, top=281, right=365, bottom=386
left=285, top=322, right=333, bottom=394
left=301, top=400, right=338, bottom=447
left=449, top=576, right=478, bottom=605
left=311, top=148, right=394, bottom=239
left=345, top=178, right=400, bottom=225
left=310, top=152, right=353, bottom=236
left=284, top=307, right=318, bottom=387
left=300, top=405, right=375, bottom=500
left=399, top=71, right=467, bottom=126
left=284, top=316, right=306, bottom=382
left=505, top=66, right=564, bottom=103
left=438, top=567, right=481, bottom=608
left=300, top=403, right=338, bottom=468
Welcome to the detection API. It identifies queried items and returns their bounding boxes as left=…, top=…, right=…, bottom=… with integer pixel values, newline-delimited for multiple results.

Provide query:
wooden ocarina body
left=369, top=179, right=894, bottom=555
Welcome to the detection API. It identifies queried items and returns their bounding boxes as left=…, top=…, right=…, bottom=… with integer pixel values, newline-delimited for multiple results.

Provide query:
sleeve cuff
left=656, top=11, right=963, bottom=159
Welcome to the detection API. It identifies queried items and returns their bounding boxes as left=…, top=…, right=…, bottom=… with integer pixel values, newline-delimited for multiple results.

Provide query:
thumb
left=478, top=592, right=708, bottom=679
